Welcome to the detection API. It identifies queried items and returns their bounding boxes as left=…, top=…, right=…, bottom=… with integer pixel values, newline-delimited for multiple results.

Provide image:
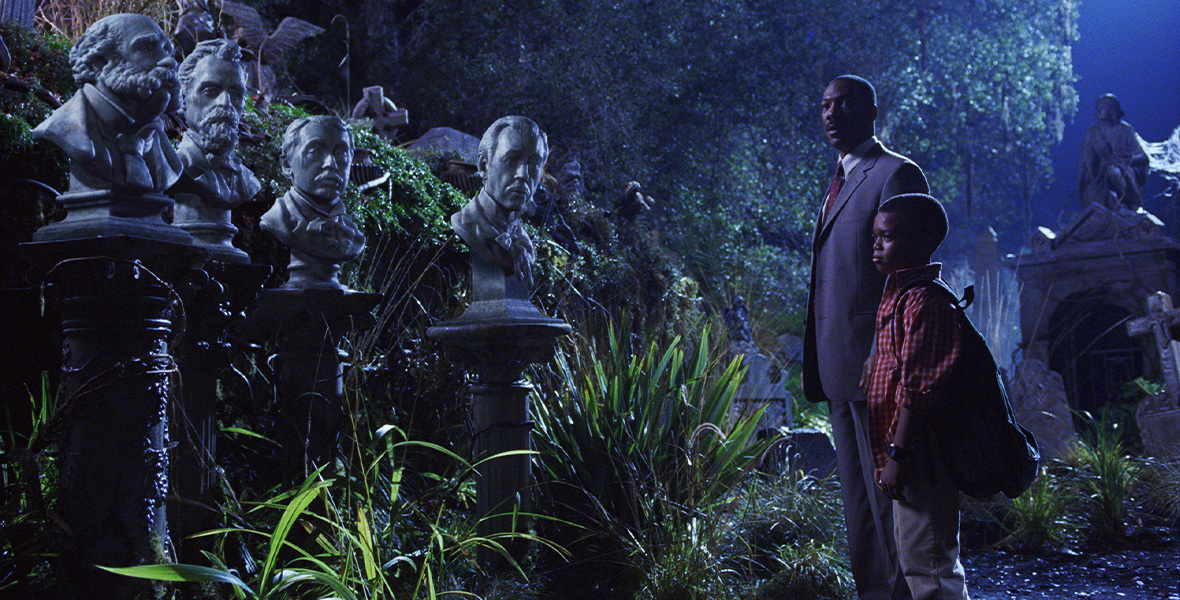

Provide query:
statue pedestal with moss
left=427, top=116, right=570, bottom=568
left=18, top=14, right=206, bottom=599
left=249, top=116, right=380, bottom=477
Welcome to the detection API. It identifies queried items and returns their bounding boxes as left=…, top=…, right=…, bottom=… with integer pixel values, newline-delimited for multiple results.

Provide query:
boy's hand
left=859, top=354, right=876, bottom=390
left=878, top=459, right=905, bottom=501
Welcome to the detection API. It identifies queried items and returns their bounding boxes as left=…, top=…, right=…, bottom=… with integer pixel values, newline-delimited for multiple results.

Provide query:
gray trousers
left=829, top=398, right=912, bottom=600
left=894, top=434, right=970, bottom=600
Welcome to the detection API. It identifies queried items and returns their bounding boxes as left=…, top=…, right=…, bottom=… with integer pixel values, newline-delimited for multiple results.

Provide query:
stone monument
left=252, top=116, right=379, bottom=475
left=1079, top=94, right=1149, bottom=210
left=31, top=13, right=189, bottom=244
left=1008, top=359, right=1078, bottom=462
left=428, top=116, right=570, bottom=567
left=1126, top=291, right=1180, bottom=459
left=350, top=85, right=409, bottom=141
left=170, top=38, right=261, bottom=264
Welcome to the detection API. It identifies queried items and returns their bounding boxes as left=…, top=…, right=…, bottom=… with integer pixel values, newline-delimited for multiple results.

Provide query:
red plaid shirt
left=866, top=263, right=961, bottom=472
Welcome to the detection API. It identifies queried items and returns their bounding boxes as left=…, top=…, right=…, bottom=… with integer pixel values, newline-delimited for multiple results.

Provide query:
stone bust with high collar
left=260, top=115, right=365, bottom=290
left=450, top=115, right=549, bottom=289
left=32, top=13, right=182, bottom=194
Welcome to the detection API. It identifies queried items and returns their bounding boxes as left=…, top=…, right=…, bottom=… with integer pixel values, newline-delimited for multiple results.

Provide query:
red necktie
left=824, top=163, right=844, bottom=217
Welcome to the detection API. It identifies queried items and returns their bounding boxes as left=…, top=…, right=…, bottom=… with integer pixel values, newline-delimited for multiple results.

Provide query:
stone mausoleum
left=1010, top=202, right=1180, bottom=415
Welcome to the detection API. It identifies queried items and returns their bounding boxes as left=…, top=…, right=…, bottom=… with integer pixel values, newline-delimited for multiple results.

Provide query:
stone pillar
left=248, top=289, right=381, bottom=477
left=20, top=236, right=207, bottom=600
left=170, top=261, right=269, bottom=564
left=428, top=255, right=570, bottom=568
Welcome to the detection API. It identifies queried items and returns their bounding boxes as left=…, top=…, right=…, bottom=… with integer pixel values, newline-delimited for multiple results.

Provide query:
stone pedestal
left=172, top=192, right=251, bottom=264
left=248, top=288, right=381, bottom=477
left=170, top=261, right=269, bottom=564
left=19, top=236, right=208, bottom=600
left=33, top=189, right=194, bottom=245
left=427, top=254, right=570, bottom=568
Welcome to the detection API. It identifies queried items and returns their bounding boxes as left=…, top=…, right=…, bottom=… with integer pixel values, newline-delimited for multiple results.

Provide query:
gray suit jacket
left=803, top=141, right=928, bottom=404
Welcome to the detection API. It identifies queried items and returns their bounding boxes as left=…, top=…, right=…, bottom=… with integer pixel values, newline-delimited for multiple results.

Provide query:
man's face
left=482, top=127, right=545, bottom=212
left=101, top=16, right=178, bottom=113
left=821, top=79, right=876, bottom=154
left=872, top=211, right=926, bottom=274
left=287, top=121, right=352, bottom=202
left=185, top=56, right=245, bottom=155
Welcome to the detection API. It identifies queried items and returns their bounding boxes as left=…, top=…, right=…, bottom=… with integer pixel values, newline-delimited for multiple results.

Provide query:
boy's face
left=872, top=211, right=927, bottom=274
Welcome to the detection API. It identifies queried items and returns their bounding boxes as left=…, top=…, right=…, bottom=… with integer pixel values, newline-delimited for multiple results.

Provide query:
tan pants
left=893, top=435, right=970, bottom=600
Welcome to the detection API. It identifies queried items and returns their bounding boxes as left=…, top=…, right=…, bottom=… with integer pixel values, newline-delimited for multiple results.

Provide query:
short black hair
left=878, top=193, right=948, bottom=259
left=832, top=74, right=877, bottom=107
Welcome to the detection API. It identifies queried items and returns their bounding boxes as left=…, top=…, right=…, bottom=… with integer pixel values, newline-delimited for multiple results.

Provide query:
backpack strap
left=888, top=278, right=975, bottom=362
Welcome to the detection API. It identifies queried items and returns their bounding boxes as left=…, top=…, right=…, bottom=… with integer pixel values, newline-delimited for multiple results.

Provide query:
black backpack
left=892, top=278, right=1040, bottom=499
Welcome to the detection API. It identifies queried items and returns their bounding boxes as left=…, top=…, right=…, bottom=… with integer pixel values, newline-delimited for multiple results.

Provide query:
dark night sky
left=1039, top=0, right=1180, bottom=233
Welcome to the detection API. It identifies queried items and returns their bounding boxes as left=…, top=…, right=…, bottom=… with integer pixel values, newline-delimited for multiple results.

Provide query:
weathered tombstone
left=427, top=116, right=570, bottom=568
left=350, top=85, right=409, bottom=140
left=780, top=428, right=838, bottom=479
left=1126, top=291, right=1180, bottom=459
left=405, top=126, right=481, bottom=164
left=723, top=297, right=792, bottom=441
left=1008, top=359, right=1078, bottom=462
left=18, top=14, right=204, bottom=599
left=251, top=116, right=380, bottom=475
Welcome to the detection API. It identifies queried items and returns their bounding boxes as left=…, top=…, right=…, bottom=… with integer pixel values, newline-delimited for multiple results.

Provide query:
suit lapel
left=814, top=143, right=883, bottom=245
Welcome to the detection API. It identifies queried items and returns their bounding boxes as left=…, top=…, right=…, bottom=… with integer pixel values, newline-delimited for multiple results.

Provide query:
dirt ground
left=962, top=530, right=1180, bottom=600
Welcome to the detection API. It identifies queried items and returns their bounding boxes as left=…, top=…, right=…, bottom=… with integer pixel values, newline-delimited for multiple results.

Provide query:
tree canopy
left=259, top=0, right=1078, bottom=326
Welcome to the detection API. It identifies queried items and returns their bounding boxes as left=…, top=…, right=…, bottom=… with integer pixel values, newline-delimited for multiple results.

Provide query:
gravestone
left=779, top=428, right=838, bottom=479
left=1126, top=291, right=1180, bottom=459
left=1008, top=359, right=1078, bottom=461
left=724, top=297, right=791, bottom=436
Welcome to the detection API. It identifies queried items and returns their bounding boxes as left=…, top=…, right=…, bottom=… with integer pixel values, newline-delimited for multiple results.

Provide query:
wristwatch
left=887, top=442, right=911, bottom=463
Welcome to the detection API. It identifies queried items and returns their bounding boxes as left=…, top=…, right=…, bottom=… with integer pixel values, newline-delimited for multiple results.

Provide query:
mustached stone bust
left=450, top=115, right=548, bottom=289
left=260, top=116, right=366, bottom=289
left=169, top=38, right=260, bottom=263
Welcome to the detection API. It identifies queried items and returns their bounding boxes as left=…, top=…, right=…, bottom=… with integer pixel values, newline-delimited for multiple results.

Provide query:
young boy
left=867, top=193, right=969, bottom=600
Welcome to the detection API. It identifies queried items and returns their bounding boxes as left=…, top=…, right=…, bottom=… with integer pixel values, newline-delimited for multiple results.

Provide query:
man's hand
left=878, top=459, right=905, bottom=501
left=859, top=354, right=876, bottom=390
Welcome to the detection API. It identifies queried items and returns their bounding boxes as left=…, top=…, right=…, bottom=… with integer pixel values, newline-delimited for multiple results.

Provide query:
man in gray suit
left=803, top=75, right=929, bottom=600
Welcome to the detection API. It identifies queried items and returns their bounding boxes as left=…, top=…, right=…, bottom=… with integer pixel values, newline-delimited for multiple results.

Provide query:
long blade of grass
left=98, top=564, right=254, bottom=595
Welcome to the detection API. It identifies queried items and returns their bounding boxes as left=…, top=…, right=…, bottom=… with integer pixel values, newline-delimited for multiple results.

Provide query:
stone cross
left=1126, top=291, right=1180, bottom=405
left=1127, top=291, right=1180, bottom=459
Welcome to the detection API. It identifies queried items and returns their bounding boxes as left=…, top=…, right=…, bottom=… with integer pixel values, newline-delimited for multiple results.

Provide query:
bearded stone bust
left=169, top=38, right=260, bottom=262
left=32, top=13, right=182, bottom=194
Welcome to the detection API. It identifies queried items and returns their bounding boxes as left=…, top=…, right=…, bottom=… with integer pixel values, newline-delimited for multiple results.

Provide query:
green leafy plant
left=1067, top=412, right=1142, bottom=545
left=533, top=324, right=775, bottom=597
left=999, top=466, right=1080, bottom=551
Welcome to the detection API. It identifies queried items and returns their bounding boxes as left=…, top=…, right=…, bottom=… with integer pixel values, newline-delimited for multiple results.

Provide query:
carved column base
left=20, top=236, right=208, bottom=600
left=427, top=254, right=570, bottom=569
left=33, top=190, right=193, bottom=245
